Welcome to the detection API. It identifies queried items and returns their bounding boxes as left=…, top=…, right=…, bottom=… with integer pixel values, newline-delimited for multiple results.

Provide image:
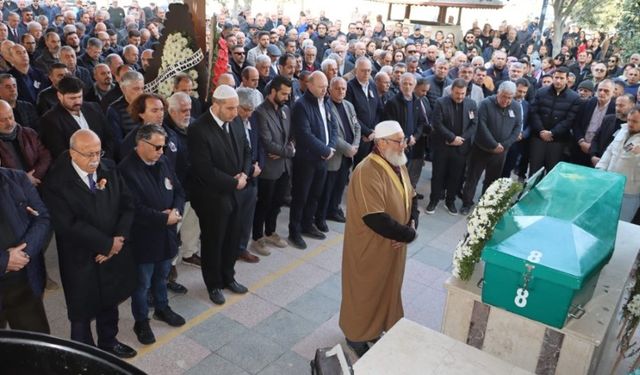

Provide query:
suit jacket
left=432, top=96, right=478, bottom=155
left=590, top=114, right=623, bottom=158
left=118, top=152, right=185, bottom=264
left=572, top=97, right=616, bottom=143
left=13, top=100, right=40, bottom=134
left=253, top=99, right=294, bottom=180
left=43, top=154, right=136, bottom=320
left=291, top=91, right=338, bottom=161
left=345, top=78, right=382, bottom=136
left=341, top=60, right=355, bottom=77
left=0, top=168, right=50, bottom=305
left=327, top=99, right=361, bottom=171
left=0, top=125, right=51, bottom=179
left=41, top=102, right=113, bottom=160
left=187, top=110, right=252, bottom=211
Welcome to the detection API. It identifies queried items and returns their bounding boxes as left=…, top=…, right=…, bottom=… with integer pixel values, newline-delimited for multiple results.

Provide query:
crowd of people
left=0, top=0, right=639, bottom=362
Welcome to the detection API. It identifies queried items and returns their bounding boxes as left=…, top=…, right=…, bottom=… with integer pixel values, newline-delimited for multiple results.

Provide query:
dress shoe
left=446, top=201, right=458, bottom=216
left=416, top=193, right=424, bottom=200
left=264, top=233, right=287, bottom=248
left=302, top=224, right=326, bottom=239
left=326, top=212, right=346, bottom=223
left=460, top=205, right=472, bottom=216
left=346, top=338, right=369, bottom=358
left=209, top=289, right=225, bottom=305
left=133, top=320, right=156, bottom=345
left=101, top=341, right=138, bottom=358
left=425, top=200, right=437, bottom=214
left=167, top=280, right=188, bottom=294
left=315, top=220, right=329, bottom=233
left=182, top=254, right=202, bottom=267
left=226, top=280, right=248, bottom=294
left=238, top=250, right=260, bottom=263
left=287, top=234, right=307, bottom=250
left=153, top=306, right=186, bottom=327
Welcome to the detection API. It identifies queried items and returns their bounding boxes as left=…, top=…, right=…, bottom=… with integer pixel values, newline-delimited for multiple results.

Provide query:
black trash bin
left=0, top=329, right=146, bottom=374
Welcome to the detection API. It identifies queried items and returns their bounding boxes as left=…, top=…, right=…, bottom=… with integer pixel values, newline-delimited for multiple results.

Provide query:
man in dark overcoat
left=43, top=128, right=137, bottom=358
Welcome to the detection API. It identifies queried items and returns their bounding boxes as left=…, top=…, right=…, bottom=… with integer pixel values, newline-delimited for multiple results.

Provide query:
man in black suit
left=383, top=72, right=429, bottom=188
left=345, top=57, right=382, bottom=166
left=41, top=76, right=113, bottom=160
left=590, top=93, right=636, bottom=166
left=0, top=73, right=40, bottom=133
left=251, top=75, right=294, bottom=256
left=426, top=78, right=478, bottom=215
left=571, top=79, right=615, bottom=166
left=43, top=129, right=137, bottom=358
left=288, top=71, right=337, bottom=249
left=0, top=166, right=51, bottom=334
left=118, top=125, right=186, bottom=345
left=187, top=85, right=251, bottom=305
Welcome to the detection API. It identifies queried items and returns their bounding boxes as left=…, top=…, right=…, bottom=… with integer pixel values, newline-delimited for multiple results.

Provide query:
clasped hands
left=95, top=236, right=125, bottom=264
left=6, top=243, right=30, bottom=272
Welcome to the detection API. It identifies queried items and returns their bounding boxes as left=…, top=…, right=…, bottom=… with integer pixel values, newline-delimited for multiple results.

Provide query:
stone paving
left=41, top=164, right=473, bottom=374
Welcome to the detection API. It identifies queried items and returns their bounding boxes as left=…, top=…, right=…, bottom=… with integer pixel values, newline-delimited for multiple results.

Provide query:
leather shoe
left=133, top=320, right=155, bottom=345
left=101, top=341, right=137, bottom=358
left=315, top=220, right=329, bottom=233
left=153, top=306, right=186, bottom=327
left=226, top=280, right=248, bottom=294
left=167, top=280, right=188, bottom=294
left=209, top=289, right=225, bottom=305
left=326, top=212, right=346, bottom=223
left=287, top=234, right=307, bottom=249
left=238, top=250, right=260, bottom=263
left=302, top=224, right=326, bottom=239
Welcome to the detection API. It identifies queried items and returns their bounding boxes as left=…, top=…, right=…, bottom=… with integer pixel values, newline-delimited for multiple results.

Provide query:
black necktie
left=88, top=173, right=96, bottom=192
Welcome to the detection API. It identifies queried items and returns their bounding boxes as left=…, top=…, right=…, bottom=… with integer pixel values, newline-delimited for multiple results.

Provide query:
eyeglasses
left=594, top=68, right=606, bottom=72
left=383, top=138, right=407, bottom=146
left=72, top=148, right=105, bottom=159
left=356, top=27, right=363, bottom=30
left=233, top=52, right=245, bottom=55
left=142, top=140, right=165, bottom=151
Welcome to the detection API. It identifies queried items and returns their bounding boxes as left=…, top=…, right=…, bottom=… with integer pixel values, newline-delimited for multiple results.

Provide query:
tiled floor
left=40, top=163, right=471, bottom=374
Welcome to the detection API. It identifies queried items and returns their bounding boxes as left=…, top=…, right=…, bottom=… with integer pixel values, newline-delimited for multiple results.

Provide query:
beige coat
left=339, top=153, right=412, bottom=342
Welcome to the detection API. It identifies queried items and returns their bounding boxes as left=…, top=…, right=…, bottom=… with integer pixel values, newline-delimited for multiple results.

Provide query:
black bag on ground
left=310, top=344, right=354, bottom=375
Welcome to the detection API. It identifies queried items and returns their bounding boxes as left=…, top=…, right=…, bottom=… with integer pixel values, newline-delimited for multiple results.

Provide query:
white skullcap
left=213, top=84, right=238, bottom=100
left=374, top=120, right=404, bottom=139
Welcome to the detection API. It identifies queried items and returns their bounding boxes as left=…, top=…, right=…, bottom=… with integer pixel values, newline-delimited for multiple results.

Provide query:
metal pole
left=535, top=0, right=550, bottom=52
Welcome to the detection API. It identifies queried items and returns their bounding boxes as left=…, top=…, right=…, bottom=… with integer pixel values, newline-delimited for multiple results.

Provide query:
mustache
left=88, top=161, right=99, bottom=168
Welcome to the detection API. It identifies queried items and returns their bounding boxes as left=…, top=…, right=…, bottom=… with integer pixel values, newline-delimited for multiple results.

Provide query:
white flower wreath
left=157, top=32, right=200, bottom=98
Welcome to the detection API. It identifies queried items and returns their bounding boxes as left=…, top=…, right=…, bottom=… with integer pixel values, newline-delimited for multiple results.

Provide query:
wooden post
left=457, top=7, right=462, bottom=26
left=184, top=0, right=206, bottom=53
left=404, top=4, right=411, bottom=21
left=437, top=6, right=447, bottom=24
left=387, top=3, right=392, bottom=21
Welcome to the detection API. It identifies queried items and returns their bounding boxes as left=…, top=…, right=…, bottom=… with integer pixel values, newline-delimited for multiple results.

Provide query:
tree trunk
left=552, top=0, right=564, bottom=56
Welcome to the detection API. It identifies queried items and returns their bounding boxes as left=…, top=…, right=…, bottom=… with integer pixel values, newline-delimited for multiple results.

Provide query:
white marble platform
left=442, top=221, right=640, bottom=375
left=353, top=318, right=532, bottom=375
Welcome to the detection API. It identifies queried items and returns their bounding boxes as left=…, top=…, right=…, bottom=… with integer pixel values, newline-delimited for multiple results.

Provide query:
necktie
left=223, top=122, right=229, bottom=133
left=88, top=173, right=96, bottom=191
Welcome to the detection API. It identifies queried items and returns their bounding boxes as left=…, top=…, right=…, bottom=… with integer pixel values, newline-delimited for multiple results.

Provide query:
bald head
left=307, top=71, right=328, bottom=99
left=70, top=129, right=101, bottom=149
left=218, top=73, right=236, bottom=87
left=0, top=99, right=16, bottom=134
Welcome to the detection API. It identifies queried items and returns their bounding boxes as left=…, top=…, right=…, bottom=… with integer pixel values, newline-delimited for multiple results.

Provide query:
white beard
left=382, top=149, right=407, bottom=167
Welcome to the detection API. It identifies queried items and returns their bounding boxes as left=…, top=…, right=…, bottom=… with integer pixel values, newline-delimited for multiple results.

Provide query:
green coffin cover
left=482, top=162, right=626, bottom=289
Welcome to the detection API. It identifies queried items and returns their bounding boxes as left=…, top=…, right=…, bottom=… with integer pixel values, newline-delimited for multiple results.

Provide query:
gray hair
left=167, top=92, right=191, bottom=111
left=497, top=80, right=517, bottom=95
left=406, top=55, right=419, bottom=64
left=321, top=58, right=337, bottom=71
left=27, top=21, right=42, bottom=32
left=509, top=62, right=524, bottom=71
left=59, top=45, right=75, bottom=55
left=120, top=71, right=144, bottom=87
left=123, top=44, right=138, bottom=54
left=471, top=56, right=485, bottom=66
left=255, top=54, right=271, bottom=67
left=400, top=72, right=416, bottom=84
left=435, top=57, right=449, bottom=66
left=236, top=87, right=262, bottom=110
left=105, top=53, right=123, bottom=66
left=374, top=71, right=389, bottom=82
left=135, top=124, right=167, bottom=143
left=62, top=24, right=76, bottom=35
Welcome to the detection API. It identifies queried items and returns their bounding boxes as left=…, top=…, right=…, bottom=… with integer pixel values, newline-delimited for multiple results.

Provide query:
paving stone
left=185, top=314, right=249, bottom=352
left=216, top=330, right=287, bottom=374
left=254, top=309, right=318, bottom=348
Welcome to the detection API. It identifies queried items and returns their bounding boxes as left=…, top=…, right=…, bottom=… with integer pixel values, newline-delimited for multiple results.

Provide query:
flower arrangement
left=156, top=32, right=200, bottom=98
left=207, top=15, right=229, bottom=101
left=452, top=178, right=523, bottom=281
left=612, top=257, right=640, bottom=374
